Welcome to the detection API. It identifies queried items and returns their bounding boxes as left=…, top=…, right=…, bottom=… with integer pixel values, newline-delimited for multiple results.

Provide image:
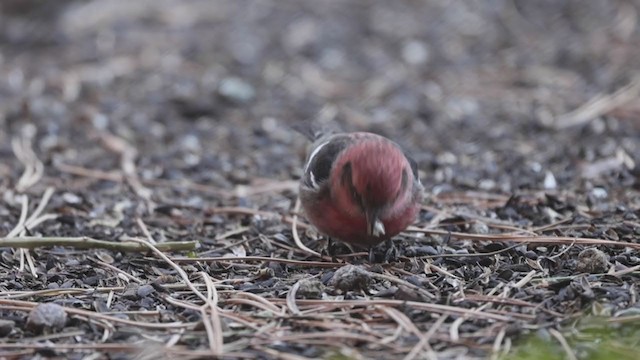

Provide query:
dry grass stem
left=555, top=74, right=640, bottom=129
left=92, top=127, right=154, bottom=209
left=403, top=315, right=447, bottom=360
left=291, top=197, right=322, bottom=257
left=412, top=228, right=640, bottom=250
left=11, top=131, right=44, bottom=192
left=0, top=236, right=197, bottom=252
left=125, top=237, right=225, bottom=354
left=549, top=328, right=578, bottom=360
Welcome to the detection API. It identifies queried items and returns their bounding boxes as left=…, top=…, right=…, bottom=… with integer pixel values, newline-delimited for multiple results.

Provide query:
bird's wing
left=301, top=133, right=353, bottom=190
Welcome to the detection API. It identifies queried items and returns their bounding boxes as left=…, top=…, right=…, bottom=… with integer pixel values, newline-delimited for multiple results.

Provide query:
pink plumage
left=299, top=132, right=423, bottom=252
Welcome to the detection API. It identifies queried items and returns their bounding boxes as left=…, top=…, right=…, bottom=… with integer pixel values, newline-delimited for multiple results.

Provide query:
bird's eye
left=340, top=161, right=364, bottom=210
left=350, top=188, right=364, bottom=210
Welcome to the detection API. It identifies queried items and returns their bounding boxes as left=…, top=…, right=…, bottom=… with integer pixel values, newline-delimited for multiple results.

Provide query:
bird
left=299, top=131, right=423, bottom=261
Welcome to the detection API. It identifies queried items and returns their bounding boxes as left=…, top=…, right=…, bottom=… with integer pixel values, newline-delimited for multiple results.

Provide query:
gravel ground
left=1, top=1, right=640, bottom=359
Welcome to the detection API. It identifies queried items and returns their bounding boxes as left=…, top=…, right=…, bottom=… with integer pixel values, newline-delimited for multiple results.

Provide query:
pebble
left=62, top=192, right=82, bottom=204
left=137, top=284, right=156, bottom=298
left=295, top=278, right=325, bottom=299
left=0, top=319, right=14, bottom=337
left=576, top=248, right=609, bottom=273
left=470, top=221, right=489, bottom=234
left=543, top=171, right=557, bottom=190
left=402, top=40, right=430, bottom=65
left=218, top=77, right=255, bottom=104
left=26, top=303, right=67, bottom=334
left=591, top=187, right=608, bottom=199
left=329, top=265, right=371, bottom=292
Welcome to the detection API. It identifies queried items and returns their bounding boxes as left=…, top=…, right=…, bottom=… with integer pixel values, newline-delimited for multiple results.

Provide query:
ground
left=1, top=1, right=640, bottom=359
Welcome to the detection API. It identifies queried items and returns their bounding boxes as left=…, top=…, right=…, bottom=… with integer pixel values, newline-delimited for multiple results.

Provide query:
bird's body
left=299, top=132, right=423, bottom=250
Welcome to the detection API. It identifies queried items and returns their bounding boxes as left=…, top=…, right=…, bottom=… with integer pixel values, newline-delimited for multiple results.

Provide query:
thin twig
left=270, top=299, right=512, bottom=322
left=549, top=328, right=577, bottom=360
left=410, top=227, right=640, bottom=250
left=6, top=194, right=29, bottom=238
left=291, top=197, right=321, bottom=257
left=201, top=272, right=224, bottom=356
left=11, top=129, right=44, bottom=192
left=92, top=127, right=154, bottom=210
left=125, top=238, right=224, bottom=354
left=491, top=327, right=507, bottom=360
left=0, top=298, right=196, bottom=330
left=136, top=218, right=157, bottom=244
left=403, top=315, right=447, bottom=360
left=0, top=236, right=198, bottom=252
left=55, top=162, right=124, bottom=182
left=24, top=187, right=56, bottom=227
left=368, top=271, right=436, bottom=300
left=221, top=292, right=283, bottom=315
left=286, top=280, right=302, bottom=315
left=174, top=255, right=343, bottom=267
left=6, top=188, right=57, bottom=278
left=554, top=75, right=640, bottom=129
left=610, top=264, right=640, bottom=277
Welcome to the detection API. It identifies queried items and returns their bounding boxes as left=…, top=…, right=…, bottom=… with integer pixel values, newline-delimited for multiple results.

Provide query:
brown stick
left=0, top=236, right=198, bottom=252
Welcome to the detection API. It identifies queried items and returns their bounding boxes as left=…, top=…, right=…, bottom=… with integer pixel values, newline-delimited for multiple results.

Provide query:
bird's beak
left=366, top=210, right=386, bottom=237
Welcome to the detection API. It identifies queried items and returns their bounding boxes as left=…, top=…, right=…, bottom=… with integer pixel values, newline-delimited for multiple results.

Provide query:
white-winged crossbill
left=299, top=132, right=423, bottom=260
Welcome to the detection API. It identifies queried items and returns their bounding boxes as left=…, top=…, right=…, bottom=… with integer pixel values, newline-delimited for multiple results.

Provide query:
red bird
left=299, top=132, right=423, bottom=261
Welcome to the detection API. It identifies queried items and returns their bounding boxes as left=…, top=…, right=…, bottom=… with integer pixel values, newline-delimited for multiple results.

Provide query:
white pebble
left=543, top=171, right=557, bottom=190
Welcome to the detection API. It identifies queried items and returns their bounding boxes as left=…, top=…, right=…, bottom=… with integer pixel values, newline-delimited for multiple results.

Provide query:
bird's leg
left=326, top=238, right=338, bottom=262
left=368, top=246, right=376, bottom=263
left=384, top=239, right=398, bottom=263
left=443, top=231, right=452, bottom=246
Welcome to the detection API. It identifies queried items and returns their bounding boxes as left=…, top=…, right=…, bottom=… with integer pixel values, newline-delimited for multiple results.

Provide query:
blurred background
left=1, top=0, right=639, bottom=198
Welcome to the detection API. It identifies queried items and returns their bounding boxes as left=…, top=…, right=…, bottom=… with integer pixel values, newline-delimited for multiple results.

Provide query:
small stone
left=95, top=251, right=114, bottom=264
left=136, top=284, right=155, bottom=298
left=218, top=77, right=255, bottom=104
left=543, top=171, right=557, bottom=190
left=26, top=303, right=67, bottom=334
left=530, top=162, right=542, bottom=173
left=329, top=265, right=371, bottom=292
left=0, top=319, right=14, bottom=337
left=180, top=134, right=201, bottom=152
left=321, top=271, right=335, bottom=285
left=402, top=40, right=429, bottom=65
left=394, top=285, right=424, bottom=302
left=62, top=192, right=82, bottom=204
left=590, top=118, right=606, bottom=134
left=91, top=112, right=109, bottom=129
left=470, top=221, right=489, bottom=234
left=436, top=152, right=457, bottom=165
left=404, top=245, right=439, bottom=257
left=122, top=283, right=139, bottom=299
left=296, top=278, right=324, bottom=299
left=284, top=18, right=318, bottom=51
left=255, top=267, right=275, bottom=280
left=576, top=248, right=609, bottom=273
left=591, top=187, right=608, bottom=199
left=478, top=179, right=496, bottom=190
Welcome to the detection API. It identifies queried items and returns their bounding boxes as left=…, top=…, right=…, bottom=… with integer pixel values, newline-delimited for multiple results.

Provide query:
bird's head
left=330, top=138, right=412, bottom=238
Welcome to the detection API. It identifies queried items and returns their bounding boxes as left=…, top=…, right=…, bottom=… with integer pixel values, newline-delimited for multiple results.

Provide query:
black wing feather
left=404, top=151, right=420, bottom=181
left=303, top=135, right=352, bottom=188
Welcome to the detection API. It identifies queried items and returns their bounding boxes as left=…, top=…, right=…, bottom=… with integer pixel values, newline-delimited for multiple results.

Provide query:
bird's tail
left=291, top=105, right=341, bottom=141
